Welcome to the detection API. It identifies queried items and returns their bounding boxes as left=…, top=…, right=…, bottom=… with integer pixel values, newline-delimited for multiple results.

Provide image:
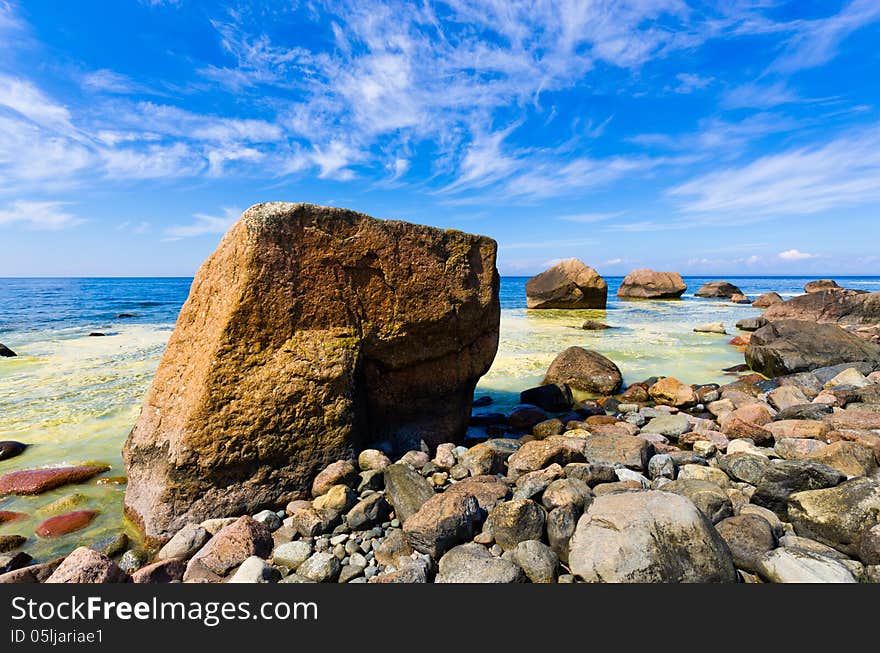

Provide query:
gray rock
left=383, top=463, right=435, bottom=524
left=346, top=493, right=391, bottom=530
left=754, top=548, right=857, bottom=583
left=272, top=541, right=313, bottom=571
left=228, top=556, right=280, bottom=583
left=568, top=491, right=737, bottom=583
left=563, top=462, right=617, bottom=487
left=157, top=523, right=211, bottom=561
left=541, top=478, right=592, bottom=512
left=403, top=492, right=481, bottom=558
left=775, top=403, right=834, bottom=421
left=715, top=514, right=776, bottom=574
left=510, top=540, right=559, bottom=583
left=642, top=414, right=691, bottom=439
left=717, top=453, right=768, bottom=485
left=752, top=460, right=846, bottom=518
left=663, top=479, right=733, bottom=524
left=487, top=500, right=546, bottom=551
left=436, top=543, right=526, bottom=583
left=252, top=510, right=282, bottom=531
left=647, top=454, right=677, bottom=481
left=546, top=504, right=580, bottom=564
left=787, top=477, right=880, bottom=557
left=297, top=551, right=342, bottom=583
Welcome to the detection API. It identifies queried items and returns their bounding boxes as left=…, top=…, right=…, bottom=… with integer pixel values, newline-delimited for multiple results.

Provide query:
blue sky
left=1, top=0, right=879, bottom=276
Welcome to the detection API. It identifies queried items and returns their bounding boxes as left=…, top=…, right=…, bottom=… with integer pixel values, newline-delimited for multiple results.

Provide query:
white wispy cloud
left=778, top=249, right=815, bottom=261
left=165, top=206, right=242, bottom=239
left=559, top=212, right=624, bottom=224
left=769, top=0, right=880, bottom=73
left=721, top=82, right=800, bottom=109
left=0, top=200, right=83, bottom=229
left=673, top=73, right=713, bottom=94
left=669, top=123, right=880, bottom=215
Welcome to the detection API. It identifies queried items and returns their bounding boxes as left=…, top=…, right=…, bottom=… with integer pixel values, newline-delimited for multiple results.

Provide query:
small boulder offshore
left=695, top=281, right=743, bottom=299
left=525, top=259, right=607, bottom=309
left=617, top=269, right=687, bottom=299
left=124, top=203, right=500, bottom=542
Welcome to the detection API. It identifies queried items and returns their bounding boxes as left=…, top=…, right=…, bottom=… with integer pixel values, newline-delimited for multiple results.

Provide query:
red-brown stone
left=35, top=510, right=99, bottom=538
left=0, top=465, right=110, bottom=495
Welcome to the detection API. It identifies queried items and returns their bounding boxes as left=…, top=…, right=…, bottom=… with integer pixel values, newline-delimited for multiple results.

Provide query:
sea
left=2, top=275, right=879, bottom=559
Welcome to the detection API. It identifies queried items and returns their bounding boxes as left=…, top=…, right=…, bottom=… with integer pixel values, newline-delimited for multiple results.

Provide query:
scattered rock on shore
left=526, top=259, right=608, bottom=309
left=45, top=547, right=128, bottom=584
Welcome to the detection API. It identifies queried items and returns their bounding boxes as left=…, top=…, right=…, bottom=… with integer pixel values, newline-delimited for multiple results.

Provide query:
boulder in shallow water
left=752, top=292, right=784, bottom=308
left=804, top=279, right=841, bottom=293
left=543, top=346, right=623, bottom=396
left=525, top=258, right=607, bottom=309
left=694, top=322, right=727, bottom=334
left=0, top=511, right=27, bottom=524
left=35, top=510, right=99, bottom=538
left=0, top=441, right=26, bottom=461
left=745, top=320, right=880, bottom=378
left=617, top=269, right=686, bottom=299
left=123, top=203, right=500, bottom=542
left=0, top=343, right=16, bottom=357
left=695, top=281, right=743, bottom=298
left=0, top=464, right=110, bottom=495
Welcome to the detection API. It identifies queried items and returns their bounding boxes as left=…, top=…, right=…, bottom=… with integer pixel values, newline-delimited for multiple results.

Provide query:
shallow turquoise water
left=1, top=275, right=878, bottom=559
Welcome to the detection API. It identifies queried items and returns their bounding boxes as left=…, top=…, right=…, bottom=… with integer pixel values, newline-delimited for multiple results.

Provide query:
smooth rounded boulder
left=542, top=346, right=623, bottom=396
left=568, top=491, right=737, bottom=583
left=526, top=258, right=607, bottom=309
left=123, top=203, right=500, bottom=542
left=617, top=269, right=687, bottom=299
left=695, top=281, right=743, bottom=299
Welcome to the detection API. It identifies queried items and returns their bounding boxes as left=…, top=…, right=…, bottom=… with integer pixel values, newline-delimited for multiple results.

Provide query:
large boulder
left=745, top=320, right=880, bottom=378
left=525, top=259, right=607, bottom=309
left=763, top=290, right=880, bottom=340
left=123, top=203, right=500, bottom=541
left=617, top=269, right=687, bottom=299
left=542, top=346, right=623, bottom=396
left=0, top=343, right=16, bottom=357
left=695, top=281, right=743, bottom=298
left=787, top=478, right=880, bottom=557
left=568, top=491, right=737, bottom=582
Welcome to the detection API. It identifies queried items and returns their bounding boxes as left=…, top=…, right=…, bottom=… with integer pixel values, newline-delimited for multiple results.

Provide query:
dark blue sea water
left=2, top=276, right=879, bottom=333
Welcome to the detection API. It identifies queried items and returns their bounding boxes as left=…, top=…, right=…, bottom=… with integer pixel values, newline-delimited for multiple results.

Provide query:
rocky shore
left=3, top=340, right=880, bottom=583
left=2, top=209, right=880, bottom=584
